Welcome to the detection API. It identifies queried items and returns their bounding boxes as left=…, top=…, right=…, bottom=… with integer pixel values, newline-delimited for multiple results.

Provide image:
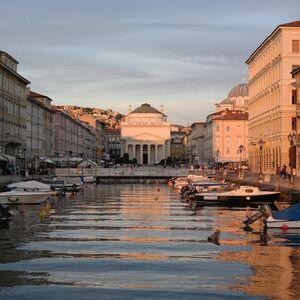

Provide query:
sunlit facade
left=204, top=83, right=249, bottom=165
left=120, top=103, right=171, bottom=165
left=246, top=20, right=300, bottom=174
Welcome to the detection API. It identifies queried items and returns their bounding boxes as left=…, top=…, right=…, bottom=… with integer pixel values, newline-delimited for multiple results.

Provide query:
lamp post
left=215, top=149, right=219, bottom=173
left=238, top=145, right=244, bottom=179
left=22, top=147, right=26, bottom=177
left=258, top=139, right=265, bottom=183
left=288, top=132, right=297, bottom=187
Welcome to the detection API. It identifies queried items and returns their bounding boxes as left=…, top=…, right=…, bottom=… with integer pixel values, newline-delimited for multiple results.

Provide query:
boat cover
left=8, top=180, right=51, bottom=190
left=273, top=203, right=300, bottom=221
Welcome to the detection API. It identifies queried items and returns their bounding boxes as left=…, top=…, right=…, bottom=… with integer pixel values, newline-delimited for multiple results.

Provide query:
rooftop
left=130, top=103, right=164, bottom=115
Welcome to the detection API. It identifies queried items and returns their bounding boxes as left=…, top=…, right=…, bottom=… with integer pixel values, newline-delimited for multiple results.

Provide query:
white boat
left=8, top=180, right=52, bottom=192
left=265, top=203, right=300, bottom=229
left=0, top=190, right=51, bottom=205
left=194, top=185, right=280, bottom=206
left=83, top=176, right=96, bottom=183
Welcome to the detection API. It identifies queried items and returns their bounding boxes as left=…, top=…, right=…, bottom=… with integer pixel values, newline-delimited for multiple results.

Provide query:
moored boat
left=244, top=203, right=300, bottom=229
left=0, top=190, right=51, bottom=205
left=194, top=185, right=280, bottom=207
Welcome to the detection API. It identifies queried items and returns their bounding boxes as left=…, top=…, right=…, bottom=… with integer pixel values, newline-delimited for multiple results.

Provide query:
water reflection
left=0, top=184, right=299, bottom=299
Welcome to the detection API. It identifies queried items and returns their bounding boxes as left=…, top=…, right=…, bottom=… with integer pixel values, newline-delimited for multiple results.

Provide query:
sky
left=1, top=0, right=300, bottom=125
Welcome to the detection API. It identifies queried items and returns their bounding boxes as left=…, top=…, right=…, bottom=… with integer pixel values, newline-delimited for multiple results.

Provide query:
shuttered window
left=292, top=40, right=300, bottom=53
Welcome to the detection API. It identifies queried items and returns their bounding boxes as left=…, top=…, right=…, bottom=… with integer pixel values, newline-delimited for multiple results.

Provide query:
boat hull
left=0, top=192, right=51, bottom=205
left=266, top=217, right=300, bottom=229
left=195, top=193, right=279, bottom=207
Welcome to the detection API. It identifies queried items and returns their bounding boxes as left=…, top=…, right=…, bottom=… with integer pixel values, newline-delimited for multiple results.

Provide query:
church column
left=147, top=144, right=150, bottom=165
left=133, top=144, right=136, bottom=159
left=162, top=144, right=165, bottom=159
left=155, top=145, right=158, bottom=163
left=140, top=144, right=143, bottom=165
left=125, top=143, right=128, bottom=154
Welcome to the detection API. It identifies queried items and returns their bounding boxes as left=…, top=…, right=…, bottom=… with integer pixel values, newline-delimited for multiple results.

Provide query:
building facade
left=204, top=83, right=249, bottom=166
left=26, top=91, right=55, bottom=162
left=53, top=108, right=96, bottom=160
left=185, top=122, right=206, bottom=166
left=103, top=127, right=121, bottom=161
left=246, top=20, right=300, bottom=174
left=170, top=128, right=186, bottom=162
left=0, top=51, right=30, bottom=170
left=120, top=103, right=171, bottom=165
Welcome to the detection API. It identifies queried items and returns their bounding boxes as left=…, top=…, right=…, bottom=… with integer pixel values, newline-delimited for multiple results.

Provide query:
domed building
left=205, top=82, right=249, bottom=168
left=227, top=82, right=249, bottom=110
left=216, top=83, right=248, bottom=112
left=120, top=103, right=171, bottom=165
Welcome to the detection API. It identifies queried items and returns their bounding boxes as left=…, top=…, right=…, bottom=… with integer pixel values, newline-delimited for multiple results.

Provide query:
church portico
left=121, top=103, right=171, bottom=165
left=125, top=142, right=166, bottom=164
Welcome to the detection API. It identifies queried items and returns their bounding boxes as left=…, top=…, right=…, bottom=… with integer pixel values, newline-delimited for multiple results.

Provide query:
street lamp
left=215, top=149, right=219, bottom=173
left=288, top=131, right=297, bottom=186
left=238, top=145, right=244, bottom=179
left=258, top=139, right=265, bottom=182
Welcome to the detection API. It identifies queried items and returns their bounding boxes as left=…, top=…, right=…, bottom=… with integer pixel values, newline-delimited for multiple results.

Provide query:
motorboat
left=174, top=175, right=212, bottom=191
left=8, top=180, right=52, bottom=192
left=244, top=203, right=300, bottom=229
left=180, top=181, right=232, bottom=198
left=194, top=185, right=280, bottom=207
left=0, top=190, right=51, bottom=205
left=82, top=176, right=96, bottom=183
left=41, top=177, right=82, bottom=194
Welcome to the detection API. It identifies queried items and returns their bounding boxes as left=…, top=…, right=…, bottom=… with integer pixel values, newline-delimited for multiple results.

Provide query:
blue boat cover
left=273, top=203, right=300, bottom=221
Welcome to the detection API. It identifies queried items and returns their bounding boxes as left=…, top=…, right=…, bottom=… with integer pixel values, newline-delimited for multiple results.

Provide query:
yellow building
left=246, top=20, right=300, bottom=174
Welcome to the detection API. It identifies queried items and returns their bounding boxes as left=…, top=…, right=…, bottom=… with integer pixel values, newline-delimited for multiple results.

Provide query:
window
left=292, top=90, right=297, bottom=104
left=216, top=125, right=219, bottom=131
left=226, top=126, right=230, bottom=132
left=292, top=40, right=300, bottom=53
left=292, top=117, right=297, bottom=131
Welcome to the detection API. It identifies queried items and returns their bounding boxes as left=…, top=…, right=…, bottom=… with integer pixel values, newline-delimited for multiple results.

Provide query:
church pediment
left=126, top=132, right=165, bottom=141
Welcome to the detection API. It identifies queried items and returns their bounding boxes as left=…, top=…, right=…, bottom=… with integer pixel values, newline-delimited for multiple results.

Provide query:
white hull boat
left=265, top=217, right=300, bottom=229
left=195, top=185, right=280, bottom=207
left=0, top=191, right=51, bottom=205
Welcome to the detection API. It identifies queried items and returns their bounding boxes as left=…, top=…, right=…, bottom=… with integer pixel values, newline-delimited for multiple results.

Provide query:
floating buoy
left=282, top=224, right=288, bottom=231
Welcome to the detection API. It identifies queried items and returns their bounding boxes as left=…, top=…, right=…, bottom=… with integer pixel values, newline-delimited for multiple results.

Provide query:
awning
left=2, top=154, right=16, bottom=163
left=44, top=158, right=55, bottom=164
left=0, top=155, right=7, bottom=162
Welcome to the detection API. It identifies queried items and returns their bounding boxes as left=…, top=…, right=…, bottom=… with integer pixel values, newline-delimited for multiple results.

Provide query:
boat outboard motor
left=0, top=203, right=12, bottom=220
left=260, top=204, right=273, bottom=218
left=243, top=210, right=264, bottom=226
left=243, top=204, right=273, bottom=226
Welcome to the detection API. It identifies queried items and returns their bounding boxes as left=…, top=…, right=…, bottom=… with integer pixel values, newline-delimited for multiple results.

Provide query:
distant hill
left=55, top=105, right=124, bottom=128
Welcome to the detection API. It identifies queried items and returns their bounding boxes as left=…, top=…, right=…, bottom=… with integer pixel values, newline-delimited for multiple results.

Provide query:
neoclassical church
left=120, top=103, right=171, bottom=165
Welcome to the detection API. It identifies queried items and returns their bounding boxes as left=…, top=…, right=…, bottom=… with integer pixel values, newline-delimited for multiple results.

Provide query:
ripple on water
left=0, top=184, right=296, bottom=299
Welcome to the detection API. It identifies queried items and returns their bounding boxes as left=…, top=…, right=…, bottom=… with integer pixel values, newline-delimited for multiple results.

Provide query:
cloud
left=1, top=0, right=299, bottom=124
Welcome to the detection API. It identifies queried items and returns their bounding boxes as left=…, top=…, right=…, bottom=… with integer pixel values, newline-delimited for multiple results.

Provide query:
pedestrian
left=281, top=165, right=287, bottom=179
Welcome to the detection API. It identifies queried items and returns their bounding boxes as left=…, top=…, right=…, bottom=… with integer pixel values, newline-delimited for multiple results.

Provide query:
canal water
left=0, top=184, right=300, bottom=299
